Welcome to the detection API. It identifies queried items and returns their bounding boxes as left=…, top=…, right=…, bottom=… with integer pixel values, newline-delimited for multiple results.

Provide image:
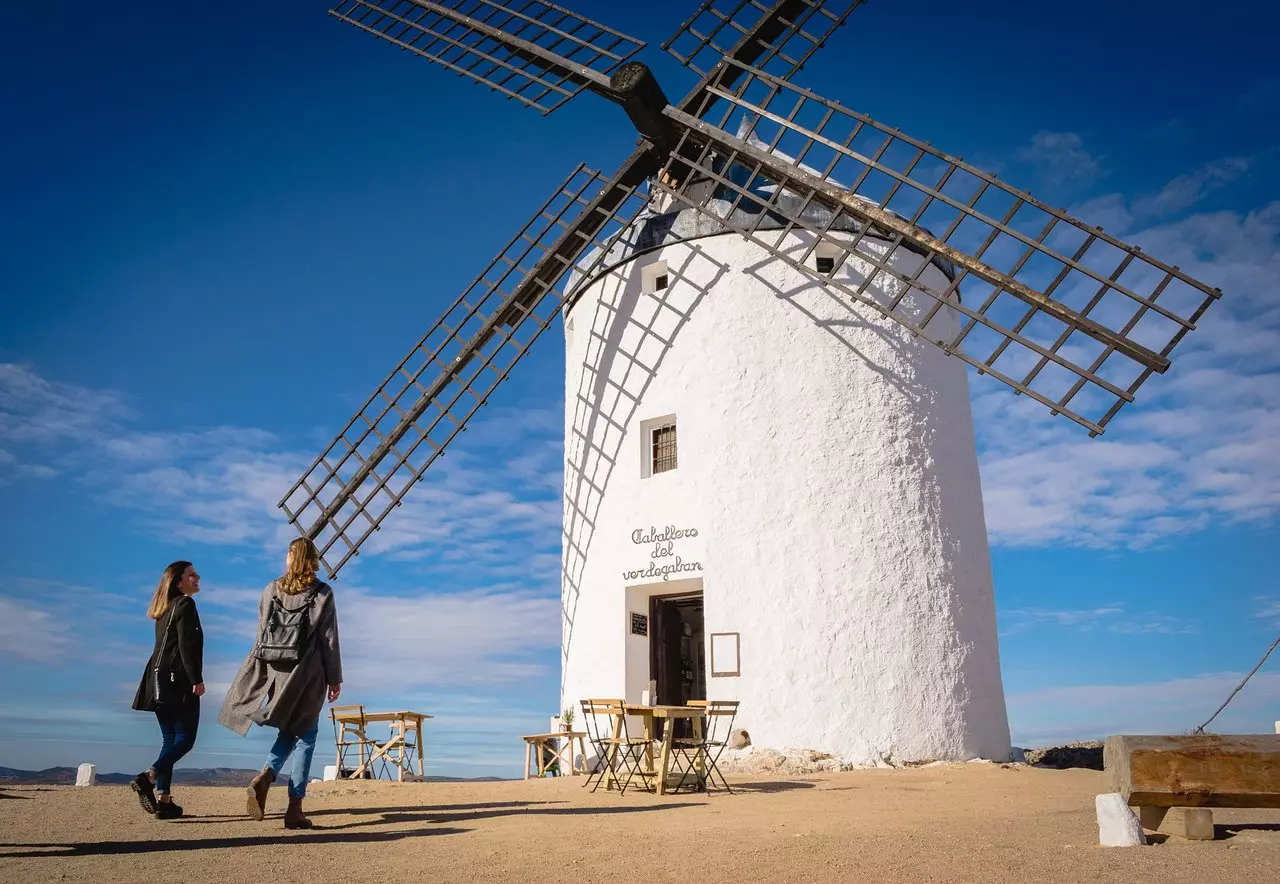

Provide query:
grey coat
left=218, top=580, right=343, bottom=738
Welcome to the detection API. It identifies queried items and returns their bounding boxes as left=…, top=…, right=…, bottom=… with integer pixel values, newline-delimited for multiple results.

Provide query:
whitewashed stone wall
left=561, top=228, right=1011, bottom=764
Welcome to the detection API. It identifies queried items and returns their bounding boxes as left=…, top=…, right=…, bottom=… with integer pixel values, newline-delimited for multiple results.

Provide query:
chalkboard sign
left=630, top=612, right=648, bottom=636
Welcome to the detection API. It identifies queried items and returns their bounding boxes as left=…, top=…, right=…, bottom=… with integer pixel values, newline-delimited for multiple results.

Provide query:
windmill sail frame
left=292, top=0, right=1223, bottom=574
left=280, top=154, right=651, bottom=573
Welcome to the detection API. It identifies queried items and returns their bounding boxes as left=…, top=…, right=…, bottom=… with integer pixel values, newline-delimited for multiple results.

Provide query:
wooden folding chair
left=579, top=699, right=657, bottom=794
left=330, top=704, right=387, bottom=779
left=670, top=700, right=739, bottom=793
left=382, top=715, right=421, bottom=780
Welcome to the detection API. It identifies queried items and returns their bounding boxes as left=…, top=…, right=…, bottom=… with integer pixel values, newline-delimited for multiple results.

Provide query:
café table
left=333, top=709, right=432, bottom=781
left=610, top=704, right=705, bottom=795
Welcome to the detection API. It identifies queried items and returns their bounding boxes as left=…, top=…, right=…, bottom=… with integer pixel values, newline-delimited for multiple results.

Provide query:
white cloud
left=333, top=584, right=560, bottom=693
left=1017, top=131, right=1101, bottom=186
left=0, top=596, right=73, bottom=663
left=1255, top=596, right=1280, bottom=626
left=0, top=363, right=130, bottom=447
left=0, top=364, right=563, bottom=580
left=1007, top=670, right=1280, bottom=747
left=999, top=603, right=1196, bottom=637
left=975, top=197, right=1280, bottom=549
left=1132, top=156, right=1252, bottom=218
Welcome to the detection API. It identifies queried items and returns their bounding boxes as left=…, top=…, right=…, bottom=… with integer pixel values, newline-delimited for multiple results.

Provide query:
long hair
left=278, top=537, right=320, bottom=595
left=147, top=561, right=192, bottom=620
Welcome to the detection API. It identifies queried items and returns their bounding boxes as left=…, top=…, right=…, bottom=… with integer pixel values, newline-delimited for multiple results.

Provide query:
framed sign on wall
left=709, top=632, right=740, bottom=677
left=630, top=611, right=648, bottom=637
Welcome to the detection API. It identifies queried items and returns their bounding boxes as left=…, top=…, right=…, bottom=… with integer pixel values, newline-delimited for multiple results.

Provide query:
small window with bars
left=640, top=414, right=678, bottom=478
left=651, top=422, right=677, bottom=474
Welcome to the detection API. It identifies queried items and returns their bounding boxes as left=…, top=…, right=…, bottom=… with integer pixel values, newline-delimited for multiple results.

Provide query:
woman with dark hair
left=220, top=537, right=342, bottom=830
left=130, top=560, right=205, bottom=820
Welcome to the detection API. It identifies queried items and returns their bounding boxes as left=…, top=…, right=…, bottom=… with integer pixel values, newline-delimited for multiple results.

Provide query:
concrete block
left=1162, top=807, right=1215, bottom=841
left=1096, top=793, right=1146, bottom=847
left=75, top=764, right=96, bottom=787
left=1009, top=747, right=1027, bottom=763
left=1138, top=805, right=1168, bottom=830
left=322, top=764, right=338, bottom=782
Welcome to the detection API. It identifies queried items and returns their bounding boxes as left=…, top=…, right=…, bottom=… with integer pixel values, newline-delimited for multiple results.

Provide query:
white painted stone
left=1096, top=793, right=1146, bottom=847
left=75, top=763, right=96, bottom=787
left=561, top=226, right=1011, bottom=765
left=1274, top=720, right=1279, bottom=734
left=1010, top=747, right=1028, bottom=763
left=322, top=764, right=338, bottom=782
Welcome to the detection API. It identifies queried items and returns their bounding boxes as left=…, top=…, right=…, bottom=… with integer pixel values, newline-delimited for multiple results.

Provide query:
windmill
left=282, top=0, right=1221, bottom=764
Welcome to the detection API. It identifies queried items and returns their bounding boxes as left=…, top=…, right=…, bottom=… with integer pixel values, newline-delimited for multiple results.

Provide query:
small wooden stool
left=522, top=731, right=588, bottom=779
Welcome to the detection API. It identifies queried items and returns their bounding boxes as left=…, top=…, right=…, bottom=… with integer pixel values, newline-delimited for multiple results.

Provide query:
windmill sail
left=294, top=0, right=1224, bottom=571
left=665, top=0, right=864, bottom=83
left=651, top=61, right=1220, bottom=434
left=279, top=156, right=650, bottom=575
left=329, top=0, right=645, bottom=114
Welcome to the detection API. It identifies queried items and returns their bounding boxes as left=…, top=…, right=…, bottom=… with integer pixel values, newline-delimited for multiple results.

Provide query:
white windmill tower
left=283, top=0, right=1221, bottom=767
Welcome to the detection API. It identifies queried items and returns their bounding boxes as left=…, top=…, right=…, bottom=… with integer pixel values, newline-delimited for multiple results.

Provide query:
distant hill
left=0, top=766, right=507, bottom=786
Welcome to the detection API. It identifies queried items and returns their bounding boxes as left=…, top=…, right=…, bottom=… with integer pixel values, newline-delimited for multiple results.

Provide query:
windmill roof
left=569, top=120, right=958, bottom=305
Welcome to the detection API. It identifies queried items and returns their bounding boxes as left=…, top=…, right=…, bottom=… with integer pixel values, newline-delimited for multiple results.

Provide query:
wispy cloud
left=1017, top=131, right=1102, bottom=187
left=335, top=584, right=560, bottom=692
left=1007, top=671, right=1280, bottom=746
left=0, top=364, right=564, bottom=580
left=1255, top=596, right=1280, bottom=626
left=0, top=596, right=73, bottom=663
left=975, top=195, right=1280, bottom=549
left=1132, top=156, right=1253, bottom=218
left=999, top=603, right=1196, bottom=637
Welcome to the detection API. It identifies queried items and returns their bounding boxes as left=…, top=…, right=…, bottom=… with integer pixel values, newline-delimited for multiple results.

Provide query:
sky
left=1, top=0, right=1277, bottom=779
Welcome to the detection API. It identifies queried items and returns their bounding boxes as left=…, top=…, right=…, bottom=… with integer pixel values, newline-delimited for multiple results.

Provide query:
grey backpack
left=254, top=583, right=319, bottom=666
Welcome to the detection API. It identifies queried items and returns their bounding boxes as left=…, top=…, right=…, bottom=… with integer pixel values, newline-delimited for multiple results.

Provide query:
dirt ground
left=2, top=764, right=1277, bottom=883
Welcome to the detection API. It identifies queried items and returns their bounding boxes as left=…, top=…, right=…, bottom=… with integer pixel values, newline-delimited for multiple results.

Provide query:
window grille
left=651, top=423, right=677, bottom=474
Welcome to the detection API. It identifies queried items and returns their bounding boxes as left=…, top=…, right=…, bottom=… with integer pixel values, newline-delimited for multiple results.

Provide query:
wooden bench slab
left=1104, top=734, right=1280, bottom=809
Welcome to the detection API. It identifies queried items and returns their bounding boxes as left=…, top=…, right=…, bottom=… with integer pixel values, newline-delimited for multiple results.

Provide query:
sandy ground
left=2, top=765, right=1277, bottom=883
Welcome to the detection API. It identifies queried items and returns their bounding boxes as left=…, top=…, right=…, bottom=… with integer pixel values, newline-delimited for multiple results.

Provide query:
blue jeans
left=265, top=718, right=319, bottom=798
left=152, top=696, right=200, bottom=794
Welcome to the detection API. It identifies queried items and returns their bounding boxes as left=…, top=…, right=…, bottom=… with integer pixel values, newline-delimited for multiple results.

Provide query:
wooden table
left=333, top=709, right=432, bottom=781
left=522, top=731, right=588, bottom=779
left=610, top=705, right=705, bottom=795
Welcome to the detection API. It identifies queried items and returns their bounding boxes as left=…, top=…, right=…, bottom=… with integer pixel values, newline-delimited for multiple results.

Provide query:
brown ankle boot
left=246, top=768, right=274, bottom=821
left=284, top=796, right=313, bottom=830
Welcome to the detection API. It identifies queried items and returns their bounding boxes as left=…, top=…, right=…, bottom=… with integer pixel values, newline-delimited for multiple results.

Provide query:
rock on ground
left=715, top=746, right=856, bottom=775
left=1024, top=742, right=1104, bottom=770
left=1095, top=793, right=1146, bottom=847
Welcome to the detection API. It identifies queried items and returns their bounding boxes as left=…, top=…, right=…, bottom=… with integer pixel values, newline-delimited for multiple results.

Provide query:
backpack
left=254, top=582, right=319, bottom=667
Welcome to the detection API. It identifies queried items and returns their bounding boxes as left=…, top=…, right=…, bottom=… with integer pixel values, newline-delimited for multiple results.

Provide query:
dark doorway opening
left=650, top=592, right=705, bottom=737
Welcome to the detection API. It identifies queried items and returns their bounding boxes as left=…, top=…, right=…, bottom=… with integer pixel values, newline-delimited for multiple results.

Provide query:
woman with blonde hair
left=219, top=537, right=342, bottom=829
left=130, top=560, right=205, bottom=820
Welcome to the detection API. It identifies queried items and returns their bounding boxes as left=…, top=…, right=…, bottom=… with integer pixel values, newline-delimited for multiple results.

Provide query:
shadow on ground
left=0, top=799, right=703, bottom=856
left=0, top=828, right=471, bottom=858
left=727, top=781, right=818, bottom=794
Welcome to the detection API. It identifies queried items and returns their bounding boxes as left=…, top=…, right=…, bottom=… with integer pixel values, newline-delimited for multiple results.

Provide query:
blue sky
left=1, top=0, right=1277, bottom=779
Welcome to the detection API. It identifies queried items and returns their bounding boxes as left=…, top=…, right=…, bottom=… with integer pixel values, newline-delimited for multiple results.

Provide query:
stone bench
left=1104, top=734, right=1280, bottom=840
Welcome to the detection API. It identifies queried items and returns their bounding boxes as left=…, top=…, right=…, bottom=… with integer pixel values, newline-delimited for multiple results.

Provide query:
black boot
left=130, top=771, right=157, bottom=814
left=154, top=798, right=183, bottom=820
